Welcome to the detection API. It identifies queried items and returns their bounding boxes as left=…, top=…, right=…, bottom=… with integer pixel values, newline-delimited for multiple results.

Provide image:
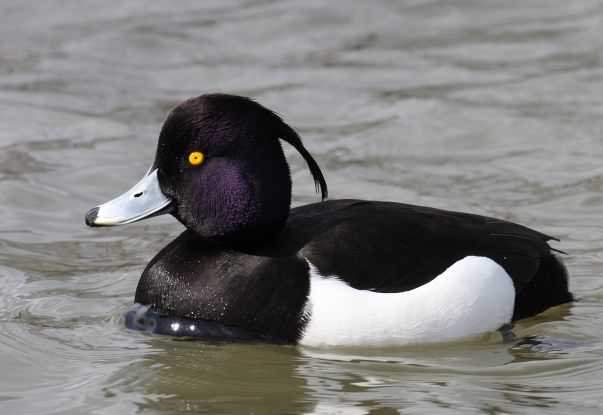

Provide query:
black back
left=280, top=200, right=551, bottom=291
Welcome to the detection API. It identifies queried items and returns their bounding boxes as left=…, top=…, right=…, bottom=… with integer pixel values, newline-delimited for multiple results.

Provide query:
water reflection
left=106, top=316, right=600, bottom=415
left=116, top=340, right=311, bottom=414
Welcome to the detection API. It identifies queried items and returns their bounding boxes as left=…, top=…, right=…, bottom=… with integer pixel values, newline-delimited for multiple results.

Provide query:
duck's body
left=87, top=94, right=572, bottom=346
left=130, top=199, right=570, bottom=346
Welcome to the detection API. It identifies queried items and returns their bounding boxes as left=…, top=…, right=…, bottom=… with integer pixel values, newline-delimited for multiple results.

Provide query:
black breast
left=135, top=230, right=310, bottom=343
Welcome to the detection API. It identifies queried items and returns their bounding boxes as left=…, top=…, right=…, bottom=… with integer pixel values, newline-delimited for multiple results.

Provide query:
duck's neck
left=210, top=215, right=289, bottom=247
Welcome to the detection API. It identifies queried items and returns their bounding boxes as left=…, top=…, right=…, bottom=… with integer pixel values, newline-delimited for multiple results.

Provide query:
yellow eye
left=188, top=151, right=205, bottom=166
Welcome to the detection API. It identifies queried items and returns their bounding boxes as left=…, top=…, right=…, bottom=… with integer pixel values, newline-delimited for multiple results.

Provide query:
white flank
left=299, top=256, right=515, bottom=347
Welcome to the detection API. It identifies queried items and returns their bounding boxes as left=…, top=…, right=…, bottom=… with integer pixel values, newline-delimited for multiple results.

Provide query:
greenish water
left=1, top=1, right=602, bottom=414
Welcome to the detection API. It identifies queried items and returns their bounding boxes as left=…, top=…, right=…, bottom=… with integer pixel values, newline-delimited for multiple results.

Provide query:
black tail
left=513, top=255, right=573, bottom=320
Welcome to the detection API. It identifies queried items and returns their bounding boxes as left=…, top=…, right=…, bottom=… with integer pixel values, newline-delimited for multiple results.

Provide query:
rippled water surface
left=1, top=1, right=602, bottom=414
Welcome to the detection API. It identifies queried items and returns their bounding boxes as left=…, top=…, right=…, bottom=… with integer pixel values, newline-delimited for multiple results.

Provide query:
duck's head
left=85, top=94, right=327, bottom=244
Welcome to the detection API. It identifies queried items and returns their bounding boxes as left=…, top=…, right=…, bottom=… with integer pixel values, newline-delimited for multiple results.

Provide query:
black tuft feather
left=276, top=120, right=328, bottom=201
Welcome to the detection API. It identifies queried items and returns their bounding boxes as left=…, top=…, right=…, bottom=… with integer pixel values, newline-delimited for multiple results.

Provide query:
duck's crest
left=276, top=118, right=328, bottom=201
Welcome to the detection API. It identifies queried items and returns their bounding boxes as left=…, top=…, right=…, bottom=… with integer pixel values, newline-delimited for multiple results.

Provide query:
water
left=1, top=1, right=602, bottom=413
